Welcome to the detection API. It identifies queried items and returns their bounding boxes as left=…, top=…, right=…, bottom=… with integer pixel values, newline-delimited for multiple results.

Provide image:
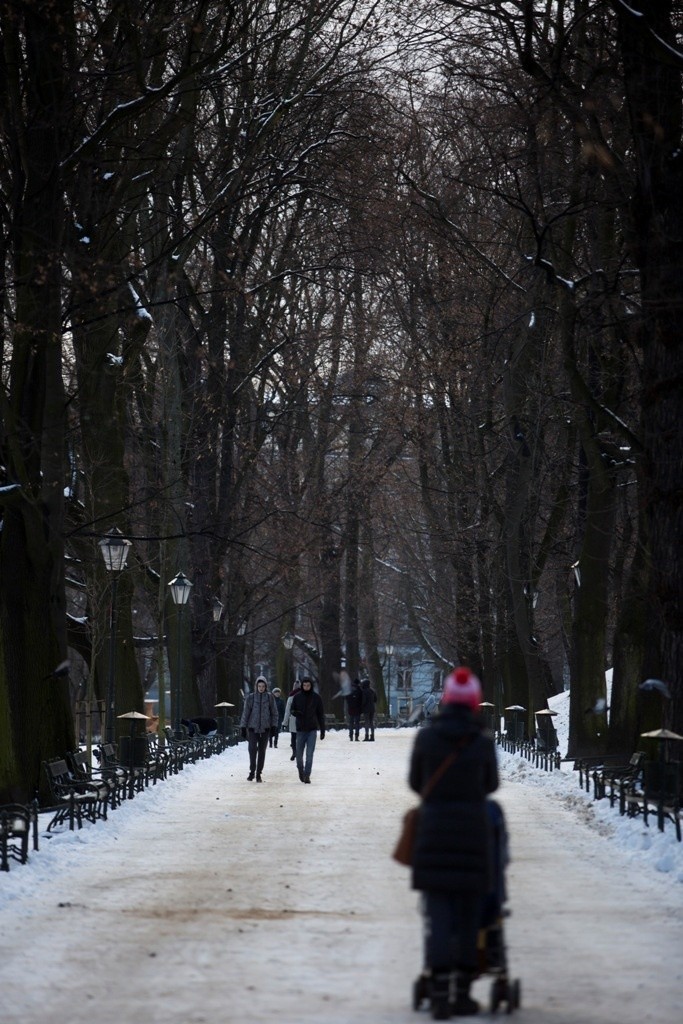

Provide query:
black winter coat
left=345, top=685, right=363, bottom=717
left=408, top=705, right=498, bottom=895
left=290, top=688, right=326, bottom=733
left=361, top=682, right=376, bottom=714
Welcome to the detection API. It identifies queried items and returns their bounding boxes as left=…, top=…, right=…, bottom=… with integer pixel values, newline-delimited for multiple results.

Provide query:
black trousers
left=247, top=729, right=270, bottom=774
left=422, top=890, right=481, bottom=974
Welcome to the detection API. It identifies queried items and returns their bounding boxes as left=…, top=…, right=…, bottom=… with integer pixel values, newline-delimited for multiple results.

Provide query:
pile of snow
left=500, top=685, right=683, bottom=882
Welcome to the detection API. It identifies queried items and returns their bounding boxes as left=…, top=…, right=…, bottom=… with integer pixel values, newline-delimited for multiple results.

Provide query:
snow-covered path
left=1, top=731, right=681, bottom=1024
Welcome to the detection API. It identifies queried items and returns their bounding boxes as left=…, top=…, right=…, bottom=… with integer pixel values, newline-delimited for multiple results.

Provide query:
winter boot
left=355, top=730, right=360, bottom=740
left=370, top=729, right=375, bottom=741
left=429, top=972, right=451, bottom=1021
left=452, top=974, right=479, bottom=1016
left=349, top=731, right=354, bottom=741
left=247, top=771, right=255, bottom=781
left=363, top=731, right=370, bottom=741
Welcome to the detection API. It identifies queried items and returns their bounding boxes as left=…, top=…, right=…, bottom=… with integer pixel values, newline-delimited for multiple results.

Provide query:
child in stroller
left=412, top=799, right=521, bottom=1016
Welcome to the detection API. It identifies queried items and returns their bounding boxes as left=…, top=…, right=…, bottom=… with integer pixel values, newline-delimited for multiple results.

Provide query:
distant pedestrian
left=290, top=676, right=325, bottom=783
left=239, top=677, right=279, bottom=782
left=269, top=687, right=285, bottom=747
left=408, top=666, right=498, bottom=1018
left=345, top=678, right=363, bottom=740
left=361, top=677, right=377, bottom=741
left=281, top=680, right=302, bottom=761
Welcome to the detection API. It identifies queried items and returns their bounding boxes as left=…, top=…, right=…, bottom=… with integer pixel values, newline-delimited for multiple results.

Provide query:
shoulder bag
left=391, top=747, right=462, bottom=867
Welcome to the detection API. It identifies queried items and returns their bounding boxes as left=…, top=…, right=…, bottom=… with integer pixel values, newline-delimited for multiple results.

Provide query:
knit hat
left=442, top=667, right=482, bottom=710
left=272, top=687, right=281, bottom=695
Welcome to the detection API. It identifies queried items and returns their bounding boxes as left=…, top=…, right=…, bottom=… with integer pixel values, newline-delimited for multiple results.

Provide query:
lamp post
left=282, top=632, right=294, bottom=688
left=99, top=528, right=132, bottom=744
left=386, top=644, right=394, bottom=721
left=168, top=571, right=193, bottom=735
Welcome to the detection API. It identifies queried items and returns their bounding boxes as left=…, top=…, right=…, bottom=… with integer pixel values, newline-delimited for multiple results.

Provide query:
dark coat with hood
left=240, top=686, right=279, bottom=734
left=361, top=678, right=376, bottom=716
left=345, top=680, right=363, bottom=718
left=408, top=704, right=498, bottom=895
left=291, top=686, right=325, bottom=733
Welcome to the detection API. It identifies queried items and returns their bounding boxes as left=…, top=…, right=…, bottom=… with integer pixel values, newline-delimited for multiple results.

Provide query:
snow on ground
left=1, top=712, right=682, bottom=1024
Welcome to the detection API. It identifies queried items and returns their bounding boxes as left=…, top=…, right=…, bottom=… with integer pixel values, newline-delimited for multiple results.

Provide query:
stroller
left=412, top=799, right=521, bottom=1015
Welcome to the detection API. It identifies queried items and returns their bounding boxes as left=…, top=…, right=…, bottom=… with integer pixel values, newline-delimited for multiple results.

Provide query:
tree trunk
left=618, top=4, right=683, bottom=735
left=0, top=0, right=73, bottom=802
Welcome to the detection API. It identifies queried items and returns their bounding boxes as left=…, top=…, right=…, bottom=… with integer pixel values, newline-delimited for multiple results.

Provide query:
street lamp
left=281, top=632, right=295, bottom=688
left=212, top=597, right=224, bottom=624
left=99, top=528, right=132, bottom=744
left=168, top=571, right=193, bottom=734
left=386, top=644, right=394, bottom=721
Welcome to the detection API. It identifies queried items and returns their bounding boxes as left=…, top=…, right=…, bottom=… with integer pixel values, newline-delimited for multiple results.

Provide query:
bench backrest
left=0, top=805, right=30, bottom=833
left=46, top=759, right=71, bottom=784
left=99, top=743, right=120, bottom=766
left=69, top=751, right=89, bottom=774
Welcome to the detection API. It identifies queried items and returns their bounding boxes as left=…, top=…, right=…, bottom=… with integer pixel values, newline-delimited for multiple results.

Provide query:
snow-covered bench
left=0, top=803, right=37, bottom=870
left=591, top=751, right=645, bottom=804
left=620, top=761, right=681, bottom=840
left=42, top=757, right=109, bottom=831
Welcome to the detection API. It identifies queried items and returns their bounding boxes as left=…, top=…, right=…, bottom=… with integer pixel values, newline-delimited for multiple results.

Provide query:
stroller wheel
left=489, top=978, right=504, bottom=1014
left=413, top=974, right=429, bottom=1011
left=506, top=978, right=521, bottom=1014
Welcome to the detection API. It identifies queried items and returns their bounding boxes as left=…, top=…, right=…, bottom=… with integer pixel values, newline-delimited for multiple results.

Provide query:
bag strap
left=420, top=739, right=469, bottom=800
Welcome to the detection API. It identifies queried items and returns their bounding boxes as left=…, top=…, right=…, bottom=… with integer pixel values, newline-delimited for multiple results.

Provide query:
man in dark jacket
left=408, top=666, right=498, bottom=1019
left=361, top=677, right=377, bottom=741
left=290, top=676, right=325, bottom=783
left=345, top=678, right=364, bottom=740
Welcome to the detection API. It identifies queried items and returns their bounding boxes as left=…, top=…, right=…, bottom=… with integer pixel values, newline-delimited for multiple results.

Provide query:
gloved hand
left=240, top=727, right=247, bottom=740
left=320, top=730, right=325, bottom=740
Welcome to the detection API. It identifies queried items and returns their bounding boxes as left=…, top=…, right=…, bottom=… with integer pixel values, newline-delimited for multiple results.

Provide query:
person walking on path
left=281, top=680, right=301, bottom=762
left=361, top=677, right=377, bottom=741
left=290, top=676, right=326, bottom=783
left=269, top=687, right=285, bottom=747
left=408, top=666, right=498, bottom=1019
left=345, top=678, right=364, bottom=740
left=240, top=676, right=280, bottom=782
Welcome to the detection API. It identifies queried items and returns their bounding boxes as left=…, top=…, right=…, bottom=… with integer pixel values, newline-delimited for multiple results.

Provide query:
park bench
left=43, top=757, right=109, bottom=831
left=144, top=734, right=173, bottom=780
left=96, top=741, right=142, bottom=798
left=1, top=803, right=37, bottom=870
left=592, top=751, right=646, bottom=804
left=163, top=725, right=197, bottom=767
left=573, top=754, right=626, bottom=792
left=67, top=749, right=121, bottom=809
left=620, top=760, right=682, bottom=840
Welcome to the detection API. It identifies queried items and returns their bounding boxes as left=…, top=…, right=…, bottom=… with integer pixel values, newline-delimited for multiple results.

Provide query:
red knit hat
left=442, top=667, right=482, bottom=710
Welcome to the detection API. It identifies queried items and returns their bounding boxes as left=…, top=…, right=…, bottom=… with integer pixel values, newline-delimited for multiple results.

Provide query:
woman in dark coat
left=408, top=667, right=498, bottom=1019
left=345, top=678, right=363, bottom=740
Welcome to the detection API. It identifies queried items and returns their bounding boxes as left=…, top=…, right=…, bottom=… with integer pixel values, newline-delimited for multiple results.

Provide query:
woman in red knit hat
left=408, top=666, right=499, bottom=1018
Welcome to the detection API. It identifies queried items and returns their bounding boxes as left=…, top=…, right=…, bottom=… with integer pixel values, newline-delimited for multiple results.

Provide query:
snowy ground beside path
left=1, top=728, right=682, bottom=1024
